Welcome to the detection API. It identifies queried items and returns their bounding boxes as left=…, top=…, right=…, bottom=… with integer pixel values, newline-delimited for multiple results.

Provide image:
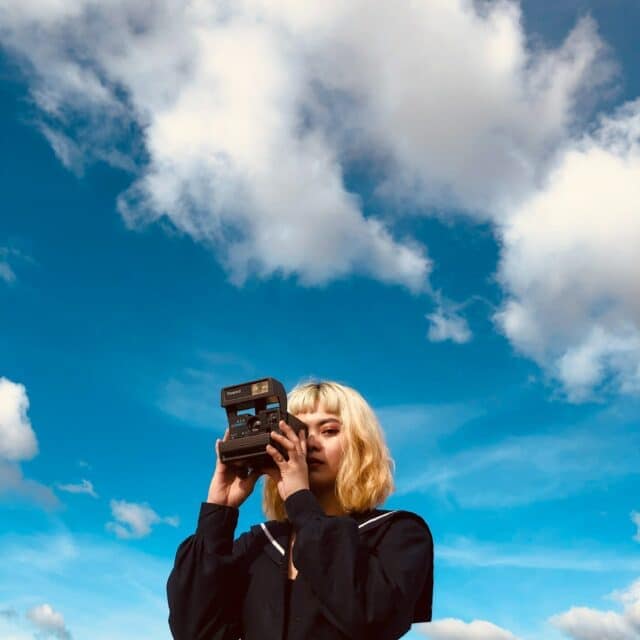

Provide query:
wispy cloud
left=56, top=479, right=98, bottom=499
left=0, top=530, right=173, bottom=640
left=396, top=404, right=640, bottom=507
left=376, top=401, right=484, bottom=451
left=632, top=511, right=640, bottom=543
left=0, top=246, right=34, bottom=285
left=158, top=351, right=257, bottom=428
left=0, top=260, right=16, bottom=284
left=438, top=537, right=640, bottom=572
left=0, top=247, right=18, bottom=284
left=106, top=499, right=179, bottom=539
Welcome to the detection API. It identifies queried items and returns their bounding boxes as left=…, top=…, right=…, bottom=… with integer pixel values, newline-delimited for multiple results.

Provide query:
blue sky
left=1, top=1, right=639, bottom=639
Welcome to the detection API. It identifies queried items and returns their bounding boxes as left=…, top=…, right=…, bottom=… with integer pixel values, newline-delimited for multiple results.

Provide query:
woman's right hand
left=207, top=428, right=264, bottom=508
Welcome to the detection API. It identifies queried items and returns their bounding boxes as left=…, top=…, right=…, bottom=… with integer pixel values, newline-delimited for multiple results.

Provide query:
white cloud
left=0, top=377, right=58, bottom=509
left=0, top=377, right=38, bottom=461
left=3, top=0, right=637, bottom=401
left=495, top=99, right=640, bottom=401
left=550, top=578, right=640, bottom=640
left=55, top=479, right=98, bottom=498
left=0, top=0, right=612, bottom=297
left=0, top=0, right=435, bottom=292
left=310, top=5, right=613, bottom=217
left=418, top=617, right=519, bottom=640
left=26, top=603, right=71, bottom=640
left=106, top=499, right=179, bottom=539
left=426, top=306, right=472, bottom=344
left=632, top=511, right=640, bottom=543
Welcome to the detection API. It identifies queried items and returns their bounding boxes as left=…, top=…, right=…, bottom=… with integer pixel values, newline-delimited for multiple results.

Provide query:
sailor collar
left=253, top=508, right=399, bottom=565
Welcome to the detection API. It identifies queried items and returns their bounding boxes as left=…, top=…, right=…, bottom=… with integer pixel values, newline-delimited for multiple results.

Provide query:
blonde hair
left=262, top=380, right=395, bottom=521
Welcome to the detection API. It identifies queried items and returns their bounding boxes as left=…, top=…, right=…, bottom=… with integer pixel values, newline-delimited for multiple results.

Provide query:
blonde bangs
left=262, top=380, right=395, bottom=522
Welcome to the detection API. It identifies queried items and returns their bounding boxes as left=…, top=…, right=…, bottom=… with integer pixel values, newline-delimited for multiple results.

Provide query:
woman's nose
left=306, top=433, right=320, bottom=449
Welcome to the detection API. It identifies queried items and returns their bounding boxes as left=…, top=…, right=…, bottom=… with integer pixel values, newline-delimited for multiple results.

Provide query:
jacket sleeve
left=166, top=502, right=252, bottom=640
left=286, top=489, right=434, bottom=639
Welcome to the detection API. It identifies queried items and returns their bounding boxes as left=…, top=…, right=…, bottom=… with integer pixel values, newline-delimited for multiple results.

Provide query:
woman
left=166, top=380, right=434, bottom=640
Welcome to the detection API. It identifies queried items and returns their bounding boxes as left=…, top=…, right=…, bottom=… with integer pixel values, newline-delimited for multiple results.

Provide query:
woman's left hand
left=264, top=420, right=309, bottom=501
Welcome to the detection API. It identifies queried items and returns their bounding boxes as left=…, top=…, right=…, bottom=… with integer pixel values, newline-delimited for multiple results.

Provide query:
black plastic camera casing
left=219, top=377, right=308, bottom=474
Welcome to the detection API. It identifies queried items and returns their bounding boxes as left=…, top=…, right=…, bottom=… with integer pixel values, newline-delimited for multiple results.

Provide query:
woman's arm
left=286, top=489, right=434, bottom=639
left=166, top=502, right=253, bottom=640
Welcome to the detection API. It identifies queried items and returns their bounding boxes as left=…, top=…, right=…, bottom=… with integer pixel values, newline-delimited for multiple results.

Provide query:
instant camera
left=218, top=377, right=308, bottom=474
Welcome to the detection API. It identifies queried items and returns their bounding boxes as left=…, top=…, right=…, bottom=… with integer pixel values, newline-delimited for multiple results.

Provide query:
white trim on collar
left=259, top=522, right=286, bottom=556
left=259, top=510, right=397, bottom=556
left=358, top=510, right=396, bottom=529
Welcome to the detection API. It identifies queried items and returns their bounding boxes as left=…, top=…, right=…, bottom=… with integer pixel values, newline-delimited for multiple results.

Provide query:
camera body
left=219, top=377, right=308, bottom=472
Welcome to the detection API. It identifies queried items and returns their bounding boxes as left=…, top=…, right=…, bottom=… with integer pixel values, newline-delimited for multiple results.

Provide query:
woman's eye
left=324, top=429, right=338, bottom=435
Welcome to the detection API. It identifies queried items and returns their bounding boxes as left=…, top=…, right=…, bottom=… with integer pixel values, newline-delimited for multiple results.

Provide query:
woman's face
left=294, top=402, right=345, bottom=491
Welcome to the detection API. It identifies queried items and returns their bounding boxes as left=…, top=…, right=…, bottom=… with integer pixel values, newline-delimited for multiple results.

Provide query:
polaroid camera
left=218, top=377, right=308, bottom=473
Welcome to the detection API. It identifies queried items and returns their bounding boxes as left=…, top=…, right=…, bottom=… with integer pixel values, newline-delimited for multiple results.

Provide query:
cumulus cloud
left=0, top=377, right=38, bottom=461
left=3, top=0, right=637, bottom=400
left=26, top=603, right=71, bottom=640
left=106, top=499, right=179, bottom=539
left=495, top=99, right=640, bottom=401
left=0, top=377, right=59, bottom=508
left=550, top=578, right=640, bottom=640
left=0, top=0, right=435, bottom=292
left=0, top=1, right=611, bottom=290
left=55, top=479, right=98, bottom=498
left=419, top=617, right=519, bottom=640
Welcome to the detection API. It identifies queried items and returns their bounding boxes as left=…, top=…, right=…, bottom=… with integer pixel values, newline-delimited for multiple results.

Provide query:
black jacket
left=167, top=488, right=433, bottom=640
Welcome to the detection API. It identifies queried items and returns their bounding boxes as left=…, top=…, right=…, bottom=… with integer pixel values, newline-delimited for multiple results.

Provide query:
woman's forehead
left=294, top=401, right=341, bottom=422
